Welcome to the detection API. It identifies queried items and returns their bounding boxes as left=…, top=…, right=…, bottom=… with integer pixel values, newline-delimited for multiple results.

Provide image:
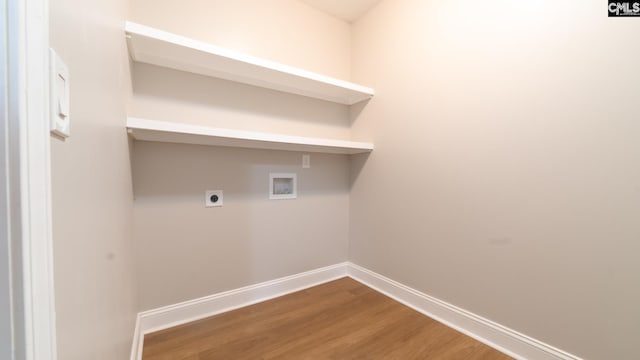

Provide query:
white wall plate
left=269, top=173, right=297, bottom=200
left=205, top=190, right=223, bottom=207
left=49, top=48, right=70, bottom=137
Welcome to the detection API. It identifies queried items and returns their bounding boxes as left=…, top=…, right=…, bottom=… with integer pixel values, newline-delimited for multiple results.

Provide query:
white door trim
left=4, top=0, right=57, bottom=358
left=1, top=0, right=14, bottom=357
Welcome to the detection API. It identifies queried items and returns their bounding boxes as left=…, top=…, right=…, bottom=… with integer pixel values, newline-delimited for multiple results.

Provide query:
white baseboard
left=130, top=262, right=348, bottom=360
left=130, top=262, right=581, bottom=360
left=129, top=314, right=143, bottom=360
left=347, top=263, right=582, bottom=360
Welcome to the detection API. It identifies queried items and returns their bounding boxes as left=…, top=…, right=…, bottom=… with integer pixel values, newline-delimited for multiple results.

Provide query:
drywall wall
left=129, top=63, right=352, bottom=141
left=49, top=0, right=137, bottom=358
left=132, top=142, right=350, bottom=310
left=349, top=1, right=640, bottom=359
left=130, top=0, right=351, bottom=80
left=128, top=0, right=354, bottom=311
left=128, top=0, right=353, bottom=141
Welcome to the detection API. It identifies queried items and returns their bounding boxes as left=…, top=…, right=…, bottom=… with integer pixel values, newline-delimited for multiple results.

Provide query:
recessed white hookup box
left=269, top=173, right=296, bottom=200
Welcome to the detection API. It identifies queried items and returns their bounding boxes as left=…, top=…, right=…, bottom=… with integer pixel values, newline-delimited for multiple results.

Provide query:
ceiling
left=300, top=0, right=382, bottom=23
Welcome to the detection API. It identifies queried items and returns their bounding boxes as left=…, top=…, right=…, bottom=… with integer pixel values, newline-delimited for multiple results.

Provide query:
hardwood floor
left=142, top=278, right=512, bottom=359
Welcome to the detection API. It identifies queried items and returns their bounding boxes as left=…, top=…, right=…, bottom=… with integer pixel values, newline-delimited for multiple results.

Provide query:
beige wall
left=133, top=142, right=350, bottom=310
left=128, top=1, right=353, bottom=310
left=49, top=0, right=137, bottom=358
left=128, top=0, right=354, bottom=140
left=129, top=0, right=351, bottom=80
left=350, top=1, right=640, bottom=359
left=48, top=0, right=639, bottom=358
left=129, top=63, right=352, bottom=140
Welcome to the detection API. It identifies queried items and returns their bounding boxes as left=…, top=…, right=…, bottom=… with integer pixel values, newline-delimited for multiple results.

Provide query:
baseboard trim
left=130, top=262, right=581, bottom=360
left=129, top=262, right=348, bottom=360
left=347, top=262, right=582, bottom=360
left=130, top=314, right=143, bottom=360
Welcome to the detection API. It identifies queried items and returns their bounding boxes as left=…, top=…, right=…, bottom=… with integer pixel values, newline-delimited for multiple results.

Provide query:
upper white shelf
left=127, top=118, right=374, bottom=155
left=125, top=22, right=374, bottom=105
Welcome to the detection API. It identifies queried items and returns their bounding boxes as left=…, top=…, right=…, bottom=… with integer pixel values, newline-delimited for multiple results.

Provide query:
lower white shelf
left=126, top=118, right=374, bottom=155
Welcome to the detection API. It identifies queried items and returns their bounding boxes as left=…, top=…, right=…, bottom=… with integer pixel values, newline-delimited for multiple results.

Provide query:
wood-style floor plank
left=142, top=278, right=512, bottom=360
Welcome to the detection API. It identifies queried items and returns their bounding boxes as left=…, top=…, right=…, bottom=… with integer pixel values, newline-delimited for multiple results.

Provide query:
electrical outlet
left=302, top=154, right=310, bottom=168
left=205, top=190, right=223, bottom=207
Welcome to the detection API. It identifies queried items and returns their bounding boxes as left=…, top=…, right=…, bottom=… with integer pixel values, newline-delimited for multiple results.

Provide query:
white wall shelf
left=125, top=22, right=374, bottom=105
left=127, top=118, right=374, bottom=155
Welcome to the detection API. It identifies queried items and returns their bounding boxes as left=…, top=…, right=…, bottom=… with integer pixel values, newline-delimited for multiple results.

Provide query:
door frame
left=2, top=0, right=57, bottom=358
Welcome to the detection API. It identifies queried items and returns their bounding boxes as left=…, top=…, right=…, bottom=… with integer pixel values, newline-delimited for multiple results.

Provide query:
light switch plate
left=49, top=48, right=70, bottom=137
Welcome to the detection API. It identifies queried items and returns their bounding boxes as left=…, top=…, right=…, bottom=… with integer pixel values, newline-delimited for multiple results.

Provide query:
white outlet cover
left=205, top=190, right=223, bottom=207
